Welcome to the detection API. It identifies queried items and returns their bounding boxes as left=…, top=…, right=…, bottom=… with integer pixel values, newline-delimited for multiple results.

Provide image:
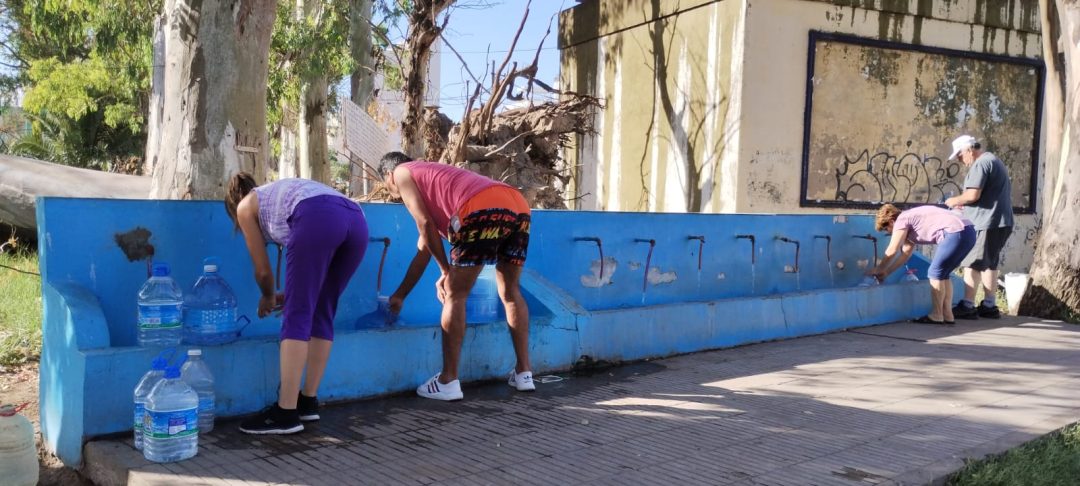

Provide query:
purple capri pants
left=282, top=195, right=369, bottom=341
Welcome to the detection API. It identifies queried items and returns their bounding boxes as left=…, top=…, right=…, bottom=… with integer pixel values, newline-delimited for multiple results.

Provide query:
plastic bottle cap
left=187, top=349, right=202, bottom=356
left=152, top=262, right=171, bottom=277
left=0, top=405, right=14, bottom=417
left=204, top=264, right=218, bottom=273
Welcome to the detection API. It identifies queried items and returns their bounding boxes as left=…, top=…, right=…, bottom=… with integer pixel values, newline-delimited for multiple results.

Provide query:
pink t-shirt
left=893, top=205, right=973, bottom=245
left=399, top=161, right=508, bottom=236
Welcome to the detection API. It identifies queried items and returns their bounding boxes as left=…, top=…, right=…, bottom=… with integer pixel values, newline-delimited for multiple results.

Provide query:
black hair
left=378, top=152, right=413, bottom=176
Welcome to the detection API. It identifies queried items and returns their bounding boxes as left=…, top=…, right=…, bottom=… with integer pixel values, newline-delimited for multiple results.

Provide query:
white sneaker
left=417, top=373, right=463, bottom=401
left=508, top=370, right=536, bottom=392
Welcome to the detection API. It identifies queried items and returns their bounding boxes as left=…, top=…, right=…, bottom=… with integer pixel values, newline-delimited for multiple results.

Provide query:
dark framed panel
left=800, top=31, right=1044, bottom=214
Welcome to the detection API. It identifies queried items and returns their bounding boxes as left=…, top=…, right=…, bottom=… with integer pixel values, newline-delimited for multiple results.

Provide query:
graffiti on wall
left=801, top=32, right=1043, bottom=212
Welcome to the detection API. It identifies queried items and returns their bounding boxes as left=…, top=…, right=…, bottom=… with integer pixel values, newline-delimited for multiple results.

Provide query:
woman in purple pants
left=225, top=173, right=368, bottom=434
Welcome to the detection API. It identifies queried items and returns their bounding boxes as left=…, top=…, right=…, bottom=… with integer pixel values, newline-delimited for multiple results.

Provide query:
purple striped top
left=252, top=179, right=346, bottom=245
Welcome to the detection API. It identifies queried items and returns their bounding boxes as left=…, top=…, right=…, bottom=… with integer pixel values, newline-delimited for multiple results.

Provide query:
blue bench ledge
left=36, top=197, right=957, bottom=466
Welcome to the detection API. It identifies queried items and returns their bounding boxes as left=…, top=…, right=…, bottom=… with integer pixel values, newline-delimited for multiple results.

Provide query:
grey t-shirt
left=961, top=152, right=1014, bottom=229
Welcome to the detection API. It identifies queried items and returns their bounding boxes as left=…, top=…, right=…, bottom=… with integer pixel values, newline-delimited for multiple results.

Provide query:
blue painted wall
left=36, top=197, right=946, bottom=466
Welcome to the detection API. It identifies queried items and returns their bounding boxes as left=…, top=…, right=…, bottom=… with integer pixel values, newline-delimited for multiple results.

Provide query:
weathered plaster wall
left=558, top=0, right=1045, bottom=272
left=738, top=0, right=1043, bottom=273
left=804, top=35, right=1040, bottom=210
left=560, top=0, right=745, bottom=212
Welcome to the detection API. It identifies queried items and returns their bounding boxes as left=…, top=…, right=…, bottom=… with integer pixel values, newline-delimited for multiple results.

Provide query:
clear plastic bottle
left=143, top=366, right=198, bottom=463
left=133, top=355, right=169, bottom=450
left=0, top=404, right=38, bottom=486
left=465, top=266, right=500, bottom=322
left=184, top=260, right=239, bottom=345
left=903, top=266, right=919, bottom=282
left=138, top=262, right=184, bottom=347
left=180, top=349, right=215, bottom=433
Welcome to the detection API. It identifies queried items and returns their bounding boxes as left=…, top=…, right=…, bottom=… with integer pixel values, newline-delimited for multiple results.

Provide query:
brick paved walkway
left=84, top=316, right=1080, bottom=485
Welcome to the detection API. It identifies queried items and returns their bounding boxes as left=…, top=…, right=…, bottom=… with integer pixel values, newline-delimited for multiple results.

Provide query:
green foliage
left=0, top=249, right=41, bottom=366
left=949, top=423, right=1080, bottom=486
left=268, top=0, right=356, bottom=128
left=2, top=0, right=158, bottom=170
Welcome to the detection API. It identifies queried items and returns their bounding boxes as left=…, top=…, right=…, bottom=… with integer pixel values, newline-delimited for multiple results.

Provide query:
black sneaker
left=239, top=404, right=304, bottom=435
left=298, top=393, right=320, bottom=422
left=977, top=304, right=1002, bottom=319
left=953, top=304, right=979, bottom=320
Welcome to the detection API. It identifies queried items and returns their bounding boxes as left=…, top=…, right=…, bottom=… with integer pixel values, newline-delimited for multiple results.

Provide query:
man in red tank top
left=379, top=152, right=535, bottom=401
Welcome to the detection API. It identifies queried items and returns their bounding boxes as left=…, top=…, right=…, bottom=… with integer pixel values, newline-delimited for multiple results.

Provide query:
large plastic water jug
left=133, top=354, right=169, bottom=450
left=184, top=259, right=242, bottom=345
left=0, top=404, right=37, bottom=486
left=356, top=295, right=401, bottom=329
left=466, top=266, right=501, bottom=322
left=143, top=366, right=198, bottom=463
left=180, top=349, right=215, bottom=433
left=1004, top=272, right=1029, bottom=315
left=138, top=262, right=184, bottom=347
left=903, top=266, right=919, bottom=282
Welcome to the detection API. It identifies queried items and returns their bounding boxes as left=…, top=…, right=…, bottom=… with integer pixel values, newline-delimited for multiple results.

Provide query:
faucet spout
left=852, top=234, right=880, bottom=266
left=814, top=235, right=831, bottom=262
left=688, top=236, right=705, bottom=270
left=635, top=238, right=656, bottom=292
left=777, top=237, right=800, bottom=273
left=369, top=237, right=392, bottom=295
left=736, top=234, right=756, bottom=265
left=575, top=237, right=605, bottom=281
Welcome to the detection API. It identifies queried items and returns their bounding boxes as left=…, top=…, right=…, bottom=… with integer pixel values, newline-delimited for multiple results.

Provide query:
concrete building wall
left=560, top=0, right=746, bottom=212
left=560, top=0, right=1045, bottom=273
left=738, top=0, right=1043, bottom=272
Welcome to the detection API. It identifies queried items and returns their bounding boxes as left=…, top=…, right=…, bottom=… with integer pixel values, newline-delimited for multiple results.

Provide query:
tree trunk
left=349, top=0, right=375, bottom=107
left=147, top=0, right=276, bottom=199
left=1019, top=0, right=1080, bottom=319
left=298, top=75, right=330, bottom=182
left=401, top=0, right=452, bottom=158
left=296, top=0, right=331, bottom=184
left=278, top=118, right=299, bottom=179
left=144, top=14, right=167, bottom=176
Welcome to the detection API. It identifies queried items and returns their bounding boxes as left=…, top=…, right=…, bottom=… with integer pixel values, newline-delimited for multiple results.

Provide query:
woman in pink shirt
left=868, top=204, right=975, bottom=324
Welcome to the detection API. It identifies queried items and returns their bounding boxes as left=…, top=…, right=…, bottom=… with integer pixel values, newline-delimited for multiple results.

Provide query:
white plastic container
left=1004, top=272, right=1029, bottom=315
left=0, top=404, right=38, bottom=486
left=180, top=349, right=216, bottom=433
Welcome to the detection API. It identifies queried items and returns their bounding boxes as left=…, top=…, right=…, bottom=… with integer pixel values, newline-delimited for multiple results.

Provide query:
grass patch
left=0, top=250, right=42, bottom=365
left=948, top=423, right=1080, bottom=486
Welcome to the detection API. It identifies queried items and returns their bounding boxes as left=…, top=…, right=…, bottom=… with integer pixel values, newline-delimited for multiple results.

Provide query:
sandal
left=912, top=315, right=945, bottom=325
left=944, top=320, right=955, bottom=325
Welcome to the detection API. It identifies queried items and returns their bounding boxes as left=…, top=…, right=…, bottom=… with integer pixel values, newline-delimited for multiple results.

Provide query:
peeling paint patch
left=581, top=257, right=617, bottom=287
left=628, top=261, right=642, bottom=271
left=717, top=272, right=726, bottom=280
left=857, top=259, right=870, bottom=269
left=988, top=94, right=1003, bottom=122
left=833, top=215, right=847, bottom=224
left=783, top=265, right=796, bottom=273
left=646, top=266, right=677, bottom=285
left=836, top=261, right=846, bottom=270
left=954, top=101, right=977, bottom=128
left=115, top=227, right=155, bottom=262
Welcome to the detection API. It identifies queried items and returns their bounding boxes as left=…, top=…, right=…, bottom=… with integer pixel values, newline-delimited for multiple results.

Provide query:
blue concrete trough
left=36, top=198, right=953, bottom=466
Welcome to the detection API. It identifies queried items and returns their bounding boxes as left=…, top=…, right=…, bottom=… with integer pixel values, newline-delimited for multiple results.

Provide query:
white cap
left=187, top=349, right=202, bottom=356
left=204, top=264, right=218, bottom=273
left=948, top=135, right=978, bottom=160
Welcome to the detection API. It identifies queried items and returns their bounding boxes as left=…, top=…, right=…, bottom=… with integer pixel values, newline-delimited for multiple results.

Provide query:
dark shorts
left=447, top=186, right=531, bottom=267
left=960, top=226, right=1012, bottom=271
left=928, top=226, right=976, bottom=280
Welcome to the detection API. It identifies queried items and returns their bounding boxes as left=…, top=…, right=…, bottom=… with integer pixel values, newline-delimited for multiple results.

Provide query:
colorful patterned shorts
left=448, top=186, right=531, bottom=267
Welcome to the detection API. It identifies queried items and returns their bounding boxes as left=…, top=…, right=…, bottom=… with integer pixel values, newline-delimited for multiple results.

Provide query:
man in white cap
left=944, top=135, right=1014, bottom=319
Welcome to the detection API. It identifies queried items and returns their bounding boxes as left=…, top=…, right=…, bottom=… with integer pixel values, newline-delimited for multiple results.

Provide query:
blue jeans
left=928, top=226, right=976, bottom=280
